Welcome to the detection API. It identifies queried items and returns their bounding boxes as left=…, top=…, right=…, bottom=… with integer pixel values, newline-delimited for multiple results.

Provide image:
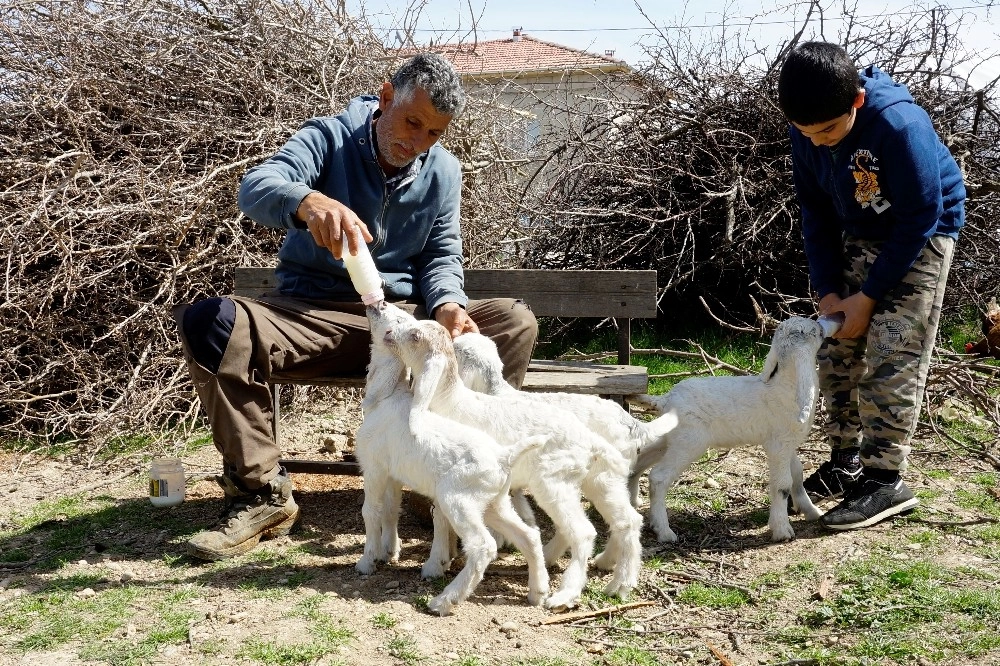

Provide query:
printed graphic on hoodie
left=850, top=149, right=891, bottom=213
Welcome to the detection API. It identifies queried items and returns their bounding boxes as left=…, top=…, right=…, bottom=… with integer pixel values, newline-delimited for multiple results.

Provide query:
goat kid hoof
left=427, top=594, right=456, bottom=617
left=603, top=581, right=633, bottom=599
left=527, top=588, right=549, bottom=607
left=544, top=592, right=580, bottom=611
left=356, top=559, right=376, bottom=575
left=421, top=563, right=447, bottom=579
left=655, top=529, right=679, bottom=544
left=591, top=550, right=616, bottom=571
left=770, top=526, right=795, bottom=542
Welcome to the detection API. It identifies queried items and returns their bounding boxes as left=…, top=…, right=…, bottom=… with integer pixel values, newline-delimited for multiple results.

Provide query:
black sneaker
left=821, top=476, right=918, bottom=530
left=803, top=457, right=863, bottom=501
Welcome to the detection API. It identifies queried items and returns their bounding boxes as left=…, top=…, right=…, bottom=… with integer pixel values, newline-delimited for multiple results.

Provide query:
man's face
left=375, top=82, right=453, bottom=171
left=791, top=89, right=866, bottom=148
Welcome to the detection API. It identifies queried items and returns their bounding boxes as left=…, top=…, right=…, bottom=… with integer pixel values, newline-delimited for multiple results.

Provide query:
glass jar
left=149, top=458, right=185, bottom=507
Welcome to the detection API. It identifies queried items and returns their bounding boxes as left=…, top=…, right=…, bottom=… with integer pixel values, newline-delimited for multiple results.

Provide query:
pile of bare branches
left=0, top=0, right=519, bottom=445
left=520, top=5, right=1000, bottom=324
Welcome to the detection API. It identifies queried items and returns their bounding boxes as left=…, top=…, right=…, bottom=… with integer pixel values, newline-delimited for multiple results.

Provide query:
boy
left=777, top=41, right=965, bottom=530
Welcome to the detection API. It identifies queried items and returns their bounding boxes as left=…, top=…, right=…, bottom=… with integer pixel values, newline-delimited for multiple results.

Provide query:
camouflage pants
left=818, top=235, right=955, bottom=471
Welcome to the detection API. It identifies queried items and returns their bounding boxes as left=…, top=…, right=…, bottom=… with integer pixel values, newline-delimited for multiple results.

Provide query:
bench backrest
left=232, top=267, right=658, bottom=364
left=233, top=268, right=658, bottom=319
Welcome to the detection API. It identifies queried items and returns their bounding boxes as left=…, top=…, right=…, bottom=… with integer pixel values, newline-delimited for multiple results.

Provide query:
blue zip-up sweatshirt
left=790, top=66, right=965, bottom=301
left=237, top=96, right=466, bottom=313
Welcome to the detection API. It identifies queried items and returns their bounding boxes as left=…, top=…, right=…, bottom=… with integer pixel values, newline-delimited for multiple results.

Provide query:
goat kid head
left=363, top=301, right=416, bottom=410
left=381, top=316, right=459, bottom=413
left=759, top=316, right=824, bottom=425
left=452, top=332, right=506, bottom=394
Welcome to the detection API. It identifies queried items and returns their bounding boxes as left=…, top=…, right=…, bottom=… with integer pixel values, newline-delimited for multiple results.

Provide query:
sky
left=348, top=0, right=999, bottom=88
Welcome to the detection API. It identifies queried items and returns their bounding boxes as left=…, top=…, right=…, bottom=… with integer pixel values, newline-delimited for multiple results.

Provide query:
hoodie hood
left=853, top=66, right=916, bottom=133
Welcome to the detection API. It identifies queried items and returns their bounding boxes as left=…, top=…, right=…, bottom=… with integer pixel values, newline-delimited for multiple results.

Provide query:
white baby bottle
left=340, top=228, right=384, bottom=305
left=817, top=312, right=846, bottom=337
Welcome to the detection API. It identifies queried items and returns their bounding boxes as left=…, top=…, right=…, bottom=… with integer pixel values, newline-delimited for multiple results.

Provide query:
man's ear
left=379, top=82, right=394, bottom=110
left=853, top=89, right=866, bottom=109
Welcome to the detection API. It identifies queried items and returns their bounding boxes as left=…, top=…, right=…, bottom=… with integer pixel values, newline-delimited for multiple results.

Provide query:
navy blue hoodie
left=790, top=66, right=965, bottom=301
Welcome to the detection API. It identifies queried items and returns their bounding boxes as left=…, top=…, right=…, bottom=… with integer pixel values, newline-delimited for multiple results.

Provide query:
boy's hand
left=434, top=302, right=479, bottom=339
left=820, top=292, right=876, bottom=339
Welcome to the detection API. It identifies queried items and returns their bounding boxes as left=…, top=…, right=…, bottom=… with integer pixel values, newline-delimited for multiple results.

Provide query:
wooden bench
left=234, top=268, right=658, bottom=475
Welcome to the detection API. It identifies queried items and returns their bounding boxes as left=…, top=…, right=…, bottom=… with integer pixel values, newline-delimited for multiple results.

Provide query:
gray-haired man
left=174, top=53, right=537, bottom=560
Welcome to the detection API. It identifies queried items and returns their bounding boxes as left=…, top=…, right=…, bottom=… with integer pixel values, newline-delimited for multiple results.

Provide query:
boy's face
left=791, top=90, right=866, bottom=147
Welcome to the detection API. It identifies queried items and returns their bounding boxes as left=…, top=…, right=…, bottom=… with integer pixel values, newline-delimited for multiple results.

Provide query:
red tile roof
left=429, top=33, right=631, bottom=77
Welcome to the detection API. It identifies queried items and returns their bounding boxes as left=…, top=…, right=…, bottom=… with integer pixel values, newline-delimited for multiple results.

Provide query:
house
left=429, top=30, right=637, bottom=153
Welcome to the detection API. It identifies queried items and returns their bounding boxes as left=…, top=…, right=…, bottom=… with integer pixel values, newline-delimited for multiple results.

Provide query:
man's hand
left=295, top=192, right=372, bottom=259
left=434, top=302, right=479, bottom=339
left=819, top=291, right=876, bottom=339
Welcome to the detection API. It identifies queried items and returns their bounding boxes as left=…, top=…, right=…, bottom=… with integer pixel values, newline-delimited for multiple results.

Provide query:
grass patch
left=387, top=633, right=421, bottom=664
left=676, top=582, right=749, bottom=608
left=370, top=612, right=397, bottom=629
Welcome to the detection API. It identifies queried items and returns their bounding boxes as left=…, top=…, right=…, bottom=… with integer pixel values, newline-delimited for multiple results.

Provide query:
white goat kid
left=355, top=302, right=549, bottom=616
left=629, top=316, right=826, bottom=543
left=451, top=332, right=678, bottom=561
left=384, top=315, right=643, bottom=611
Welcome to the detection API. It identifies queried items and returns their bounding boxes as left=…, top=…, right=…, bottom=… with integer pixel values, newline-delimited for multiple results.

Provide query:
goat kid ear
left=794, top=350, right=818, bottom=424
left=362, top=351, right=407, bottom=410
left=409, top=352, right=446, bottom=414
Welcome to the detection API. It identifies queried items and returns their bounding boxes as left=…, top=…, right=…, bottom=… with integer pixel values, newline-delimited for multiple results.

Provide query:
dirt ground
left=2, top=389, right=999, bottom=665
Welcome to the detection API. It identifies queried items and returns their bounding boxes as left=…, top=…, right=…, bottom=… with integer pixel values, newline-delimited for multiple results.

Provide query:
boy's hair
left=391, top=53, right=466, bottom=119
left=777, top=41, right=862, bottom=125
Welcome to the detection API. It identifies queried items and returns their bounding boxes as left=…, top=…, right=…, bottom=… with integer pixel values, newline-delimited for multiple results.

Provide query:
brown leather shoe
left=187, top=469, right=300, bottom=561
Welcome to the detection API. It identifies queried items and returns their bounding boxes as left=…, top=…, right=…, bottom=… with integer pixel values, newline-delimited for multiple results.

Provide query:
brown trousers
left=174, top=296, right=537, bottom=489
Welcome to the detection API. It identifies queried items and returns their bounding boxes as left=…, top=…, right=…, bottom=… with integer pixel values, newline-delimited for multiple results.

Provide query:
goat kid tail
left=628, top=393, right=670, bottom=415
left=501, top=436, right=547, bottom=472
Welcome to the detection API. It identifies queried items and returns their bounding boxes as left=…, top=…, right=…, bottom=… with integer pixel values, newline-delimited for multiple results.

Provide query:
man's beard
left=375, top=120, right=416, bottom=169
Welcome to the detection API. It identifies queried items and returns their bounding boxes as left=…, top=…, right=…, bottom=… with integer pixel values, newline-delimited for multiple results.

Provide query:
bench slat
left=234, top=268, right=657, bottom=319
left=269, top=361, right=647, bottom=397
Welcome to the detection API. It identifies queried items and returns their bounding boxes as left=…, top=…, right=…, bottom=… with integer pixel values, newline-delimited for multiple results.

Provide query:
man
left=174, top=53, right=537, bottom=560
left=778, top=42, right=965, bottom=530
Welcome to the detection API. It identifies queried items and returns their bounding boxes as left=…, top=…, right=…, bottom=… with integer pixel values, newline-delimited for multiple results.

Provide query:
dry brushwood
left=518, top=5, right=999, bottom=325
left=0, top=0, right=528, bottom=447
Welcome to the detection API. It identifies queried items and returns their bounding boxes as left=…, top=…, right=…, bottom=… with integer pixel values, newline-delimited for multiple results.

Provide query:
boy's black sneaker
left=802, top=457, right=863, bottom=501
left=821, top=476, right=918, bottom=531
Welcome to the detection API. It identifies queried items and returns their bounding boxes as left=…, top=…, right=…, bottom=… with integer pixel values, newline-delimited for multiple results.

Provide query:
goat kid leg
left=485, top=497, right=549, bottom=606
left=627, top=473, right=643, bottom=510
left=532, top=483, right=598, bottom=611
left=423, top=503, right=454, bottom=579
left=357, top=469, right=391, bottom=574
left=646, top=440, right=705, bottom=543
left=584, top=472, right=643, bottom=598
left=789, top=454, right=823, bottom=521
left=765, top=447, right=796, bottom=542
left=381, top=480, right=403, bottom=563
left=428, top=498, right=498, bottom=617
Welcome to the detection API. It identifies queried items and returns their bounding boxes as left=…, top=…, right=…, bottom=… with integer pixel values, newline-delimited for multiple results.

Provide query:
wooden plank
left=463, top=269, right=657, bottom=319
left=270, top=361, right=647, bottom=396
left=279, top=459, right=362, bottom=475
left=234, top=267, right=657, bottom=319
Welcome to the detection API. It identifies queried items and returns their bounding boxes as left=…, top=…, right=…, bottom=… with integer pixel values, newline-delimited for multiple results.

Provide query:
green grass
left=370, top=611, right=397, bottom=629
left=676, top=582, right=749, bottom=608
left=387, top=633, right=422, bottom=664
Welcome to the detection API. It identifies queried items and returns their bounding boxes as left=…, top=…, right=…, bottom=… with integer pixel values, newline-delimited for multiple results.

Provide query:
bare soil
left=2, top=389, right=998, bottom=665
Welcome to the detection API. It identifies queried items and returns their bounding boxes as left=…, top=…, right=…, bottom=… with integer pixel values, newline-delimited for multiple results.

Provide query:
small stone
left=351, top=590, right=360, bottom=598
left=120, top=572, right=134, bottom=583
left=825, top=635, right=839, bottom=645
left=444, top=653, right=459, bottom=660
left=500, top=621, right=518, bottom=635
left=0, top=577, right=11, bottom=590
left=76, top=587, right=97, bottom=598
left=585, top=644, right=605, bottom=654
left=906, top=543, right=923, bottom=550
left=682, top=651, right=694, bottom=658
left=514, top=641, right=523, bottom=648
left=704, top=477, right=721, bottom=489
left=385, top=580, right=399, bottom=590
left=399, top=623, right=415, bottom=633
left=77, top=559, right=89, bottom=567
left=491, top=617, right=500, bottom=625
left=632, top=623, right=645, bottom=633
left=277, top=577, right=289, bottom=585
